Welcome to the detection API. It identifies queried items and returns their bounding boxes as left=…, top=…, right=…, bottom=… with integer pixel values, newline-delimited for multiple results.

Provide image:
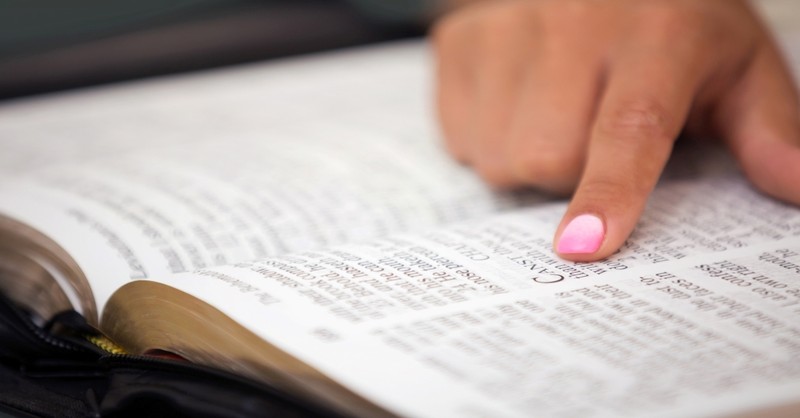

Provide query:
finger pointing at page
left=434, top=0, right=799, bottom=262
left=555, top=10, right=720, bottom=261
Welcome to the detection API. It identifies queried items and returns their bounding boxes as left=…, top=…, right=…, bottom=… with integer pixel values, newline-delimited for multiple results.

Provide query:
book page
left=2, top=12, right=797, bottom=318
left=151, top=173, right=800, bottom=418
left=0, top=42, right=543, bottom=316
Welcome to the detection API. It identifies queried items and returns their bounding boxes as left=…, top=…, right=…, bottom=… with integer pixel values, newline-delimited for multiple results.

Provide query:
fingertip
left=555, top=213, right=605, bottom=256
left=440, top=130, right=471, bottom=164
left=554, top=191, right=645, bottom=262
left=554, top=212, right=626, bottom=262
left=739, top=137, right=800, bottom=206
left=473, top=158, right=518, bottom=189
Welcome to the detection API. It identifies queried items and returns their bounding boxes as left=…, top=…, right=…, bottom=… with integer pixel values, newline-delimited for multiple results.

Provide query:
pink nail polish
left=557, top=214, right=604, bottom=254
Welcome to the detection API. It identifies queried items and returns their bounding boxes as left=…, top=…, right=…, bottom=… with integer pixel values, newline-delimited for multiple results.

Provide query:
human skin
left=432, top=0, right=800, bottom=261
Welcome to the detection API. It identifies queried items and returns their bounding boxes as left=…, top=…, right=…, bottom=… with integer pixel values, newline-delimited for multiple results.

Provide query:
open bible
left=1, top=36, right=800, bottom=418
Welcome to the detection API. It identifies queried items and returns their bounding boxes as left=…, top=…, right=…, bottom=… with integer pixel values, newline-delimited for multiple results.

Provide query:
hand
left=432, top=0, right=800, bottom=261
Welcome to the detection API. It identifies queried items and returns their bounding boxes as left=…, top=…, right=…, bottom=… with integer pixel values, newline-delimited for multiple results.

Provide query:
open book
left=2, top=35, right=800, bottom=417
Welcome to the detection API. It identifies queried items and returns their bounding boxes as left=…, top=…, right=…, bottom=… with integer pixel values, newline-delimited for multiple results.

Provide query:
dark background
left=0, top=0, right=425, bottom=100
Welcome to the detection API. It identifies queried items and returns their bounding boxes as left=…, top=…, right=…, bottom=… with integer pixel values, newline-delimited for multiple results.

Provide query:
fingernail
left=557, top=214, right=604, bottom=254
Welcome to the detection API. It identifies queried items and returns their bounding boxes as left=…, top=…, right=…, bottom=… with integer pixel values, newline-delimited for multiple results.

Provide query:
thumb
left=717, top=40, right=800, bottom=206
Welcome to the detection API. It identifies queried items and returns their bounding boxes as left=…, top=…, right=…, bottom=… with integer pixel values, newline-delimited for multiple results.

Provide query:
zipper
left=82, top=333, right=126, bottom=355
left=2, top=294, right=344, bottom=418
left=97, top=353, right=348, bottom=418
left=0, top=295, right=96, bottom=356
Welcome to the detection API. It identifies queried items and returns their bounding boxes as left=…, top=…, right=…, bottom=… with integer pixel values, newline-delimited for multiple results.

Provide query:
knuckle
left=541, top=0, right=591, bottom=21
left=579, top=176, right=644, bottom=203
left=477, top=25, right=512, bottom=52
left=637, top=2, right=692, bottom=31
left=599, top=99, right=675, bottom=142
left=546, top=1, right=604, bottom=37
left=484, top=4, right=530, bottom=29
left=536, top=1, right=592, bottom=49
left=511, top=148, right=581, bottom=186
left=476, top=6, right=534, bottom=47
left=431, top=14, right=468, bottom=48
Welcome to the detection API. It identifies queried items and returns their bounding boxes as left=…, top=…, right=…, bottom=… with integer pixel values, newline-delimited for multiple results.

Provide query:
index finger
left=555, top=27, right=713, bottom=261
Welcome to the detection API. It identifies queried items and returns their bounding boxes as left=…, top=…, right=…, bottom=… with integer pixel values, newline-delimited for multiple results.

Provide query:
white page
left=154, top=173, right=800, bottom=418
left=2, top=3, right=799, bottom=316
left=0, top=42, right=545, bottom=315
left=0, top=33, right=773, bottom=317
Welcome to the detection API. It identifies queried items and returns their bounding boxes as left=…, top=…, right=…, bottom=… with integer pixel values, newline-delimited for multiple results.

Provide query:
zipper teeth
left=17, top=309, right=84, bottom=352
left=104, top=353, right=272, bottom=384
left=83, top=334, right=127, bottom=355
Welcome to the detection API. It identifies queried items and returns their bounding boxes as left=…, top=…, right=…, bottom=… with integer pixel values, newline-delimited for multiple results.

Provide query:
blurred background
left=0, top=0, right=428, bottom=100
left=2, top=0, right=798, bottom=102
